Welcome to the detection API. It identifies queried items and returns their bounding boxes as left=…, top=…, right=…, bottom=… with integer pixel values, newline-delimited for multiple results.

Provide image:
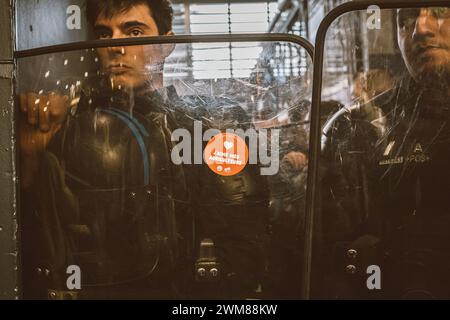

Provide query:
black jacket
left=317, top=76, right=450, bottom=298
left=22, top=86, right=190, bottom=299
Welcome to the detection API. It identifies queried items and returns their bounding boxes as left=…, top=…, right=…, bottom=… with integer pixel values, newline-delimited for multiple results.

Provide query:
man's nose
left=413, top=8, right=437, bottom=39
left=108, top=45, right=126, bottom=56
left=108, top=31, right=127, bottom=55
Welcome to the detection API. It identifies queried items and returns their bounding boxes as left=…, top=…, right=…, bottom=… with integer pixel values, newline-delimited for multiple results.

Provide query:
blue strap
left=97, top=108, right=150, bottom=186
left=109, top=107, right=149, bottom=137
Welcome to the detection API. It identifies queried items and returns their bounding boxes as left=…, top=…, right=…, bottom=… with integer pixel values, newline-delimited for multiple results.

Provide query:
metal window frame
left=0, top=0, right=18, bottom=301
left=268, top=0, right=301, bottom=33
left=15, top=33, right=313, bottom=58
left=303, top=0, right=450, bottom=299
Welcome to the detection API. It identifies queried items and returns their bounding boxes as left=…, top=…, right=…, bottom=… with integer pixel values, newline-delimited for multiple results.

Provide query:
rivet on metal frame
left=346, top=265, right=357, bottom=274
left=347, top=249, right=358, bottom=259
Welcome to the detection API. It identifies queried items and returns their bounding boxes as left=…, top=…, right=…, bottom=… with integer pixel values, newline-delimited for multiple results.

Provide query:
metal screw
left=347, top=249, right=358, bottom=259
left=197, top=268, right=206, bottom=277
left=346, top=265, right=357, bottom=274
left=210, top=268, right=218, bottom=277
left=130, top=192, right=136, bottom=198
left=49, top=291, right=57, bottom=300
left=44, top=269, right=50, bottom=276
left=36, top=268, right=42, bottom=276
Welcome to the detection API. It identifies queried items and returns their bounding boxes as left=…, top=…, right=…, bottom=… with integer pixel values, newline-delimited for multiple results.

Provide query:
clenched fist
left=19, top=92, right=71, bottom=187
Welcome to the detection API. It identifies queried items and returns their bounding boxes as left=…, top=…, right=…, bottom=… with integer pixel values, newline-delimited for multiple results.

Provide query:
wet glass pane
left=17, top=40, right=312, bottom=299
left=314, top=6, right=450, bottom=299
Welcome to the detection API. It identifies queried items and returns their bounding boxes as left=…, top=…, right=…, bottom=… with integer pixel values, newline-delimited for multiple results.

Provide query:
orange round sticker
left=204, top=133, right=249, bottom=176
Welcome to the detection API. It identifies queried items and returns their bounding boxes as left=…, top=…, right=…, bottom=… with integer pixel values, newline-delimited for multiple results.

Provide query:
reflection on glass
left=18, top=41, right=312, bottom=300
left=315, top=6, right=450, bottom=299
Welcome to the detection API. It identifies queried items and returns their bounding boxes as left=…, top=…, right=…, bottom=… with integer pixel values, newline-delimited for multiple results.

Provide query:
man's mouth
left=107, top=63, right=132, bottom=74
left=415, top=44, right=446, bottom=55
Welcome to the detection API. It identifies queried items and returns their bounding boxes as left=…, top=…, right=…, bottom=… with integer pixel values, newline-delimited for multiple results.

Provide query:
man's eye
left=96, top=31, right=112, bottom=39
left=129, top=29, right=143, bottom=37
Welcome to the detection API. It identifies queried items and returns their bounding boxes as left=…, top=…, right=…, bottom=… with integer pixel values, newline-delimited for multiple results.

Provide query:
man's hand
left=282, top=151, right=308, bottom=171
left=19, top=92, right=70, bottom=187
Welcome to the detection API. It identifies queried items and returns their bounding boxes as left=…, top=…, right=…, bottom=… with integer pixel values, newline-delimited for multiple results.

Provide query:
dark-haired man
left=20, top=0, right=175, bottom=187
left=20, top=0, right=192, bottom=299
left=87, top=0, right=174, bottom=90
left=20, top=0, right=273, bottom=300
left=319, top=6, right=450, bottom=299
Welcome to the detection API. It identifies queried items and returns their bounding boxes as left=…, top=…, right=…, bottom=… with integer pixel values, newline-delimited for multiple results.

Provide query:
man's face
left=397, top=7, right=450, bottom=84
left=94, top=4, right=173, bottom=90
